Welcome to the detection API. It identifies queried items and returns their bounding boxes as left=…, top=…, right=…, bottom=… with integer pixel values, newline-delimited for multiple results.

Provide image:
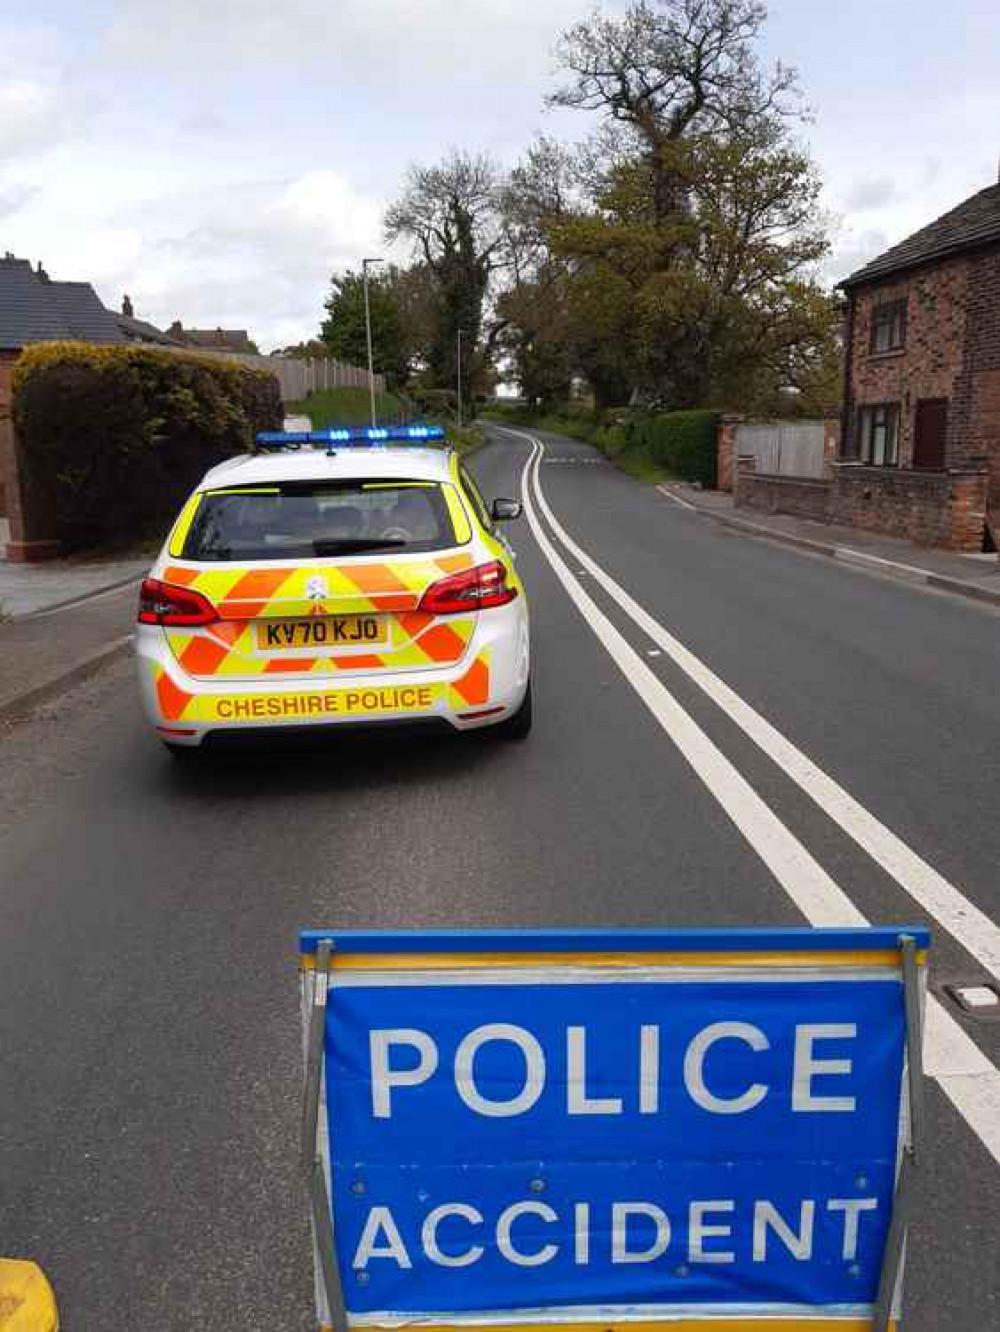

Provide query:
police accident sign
left=299, top=927, right=929, bottom=1331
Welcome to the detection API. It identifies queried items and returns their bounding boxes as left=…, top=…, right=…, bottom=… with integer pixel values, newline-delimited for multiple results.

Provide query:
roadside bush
left=13, top=343, right=282, bottom=551
left=625, top=409, right=720, bottom=487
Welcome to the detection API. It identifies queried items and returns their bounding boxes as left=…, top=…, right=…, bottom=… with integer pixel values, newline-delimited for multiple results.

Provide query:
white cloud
left=0, top=78, right=92, bottom=160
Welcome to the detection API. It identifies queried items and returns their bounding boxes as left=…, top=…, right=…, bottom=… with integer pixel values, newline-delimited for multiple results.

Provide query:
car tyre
left=493, top=679, right=532, bottom=740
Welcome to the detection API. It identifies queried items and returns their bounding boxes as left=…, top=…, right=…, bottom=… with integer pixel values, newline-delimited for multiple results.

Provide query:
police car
left=136, top=426, right=531, bottom=754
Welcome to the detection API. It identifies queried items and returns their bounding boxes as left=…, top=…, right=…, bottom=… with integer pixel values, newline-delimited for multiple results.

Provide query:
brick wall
left=734, top=452, right=987, bottom=551
left=829, top=463, right=988, bottom=551
left=845, top=258, right=970, bottom=467
left=736, top=461, right=831, bottom=522
left=953, top=248, right=1000, bottom=505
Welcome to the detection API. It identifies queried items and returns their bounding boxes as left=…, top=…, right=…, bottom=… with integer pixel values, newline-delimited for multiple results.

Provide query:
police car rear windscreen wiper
left=312, top=538, right=408, bottom=556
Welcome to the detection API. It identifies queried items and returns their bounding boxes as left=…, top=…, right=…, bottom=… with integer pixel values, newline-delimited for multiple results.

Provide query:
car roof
left=198, top=446, right=456, bottom=491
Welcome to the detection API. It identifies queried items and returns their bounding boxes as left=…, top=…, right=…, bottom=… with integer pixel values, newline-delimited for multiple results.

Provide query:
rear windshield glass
left=181, top=481, right=458, bottom=562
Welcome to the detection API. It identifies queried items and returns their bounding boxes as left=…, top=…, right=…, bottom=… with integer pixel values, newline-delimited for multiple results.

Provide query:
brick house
left=838, top=182, right=1000, bottom=550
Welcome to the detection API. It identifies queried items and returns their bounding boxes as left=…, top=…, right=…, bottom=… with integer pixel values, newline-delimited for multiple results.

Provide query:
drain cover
left=941, top=980, right=1000, bottom=1019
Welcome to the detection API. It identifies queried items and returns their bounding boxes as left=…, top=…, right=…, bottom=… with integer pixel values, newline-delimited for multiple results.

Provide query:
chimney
left=36, top=261, right=50, bottom=282
left=122, top=294, right=135, bottom=317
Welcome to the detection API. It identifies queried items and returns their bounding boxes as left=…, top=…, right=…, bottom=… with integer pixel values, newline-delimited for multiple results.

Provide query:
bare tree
left=386, top=151, right=507, bottom=394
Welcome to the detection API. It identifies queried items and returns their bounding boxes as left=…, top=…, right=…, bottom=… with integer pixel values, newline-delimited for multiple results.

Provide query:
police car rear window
left=182, top=481, right=458, bottom=561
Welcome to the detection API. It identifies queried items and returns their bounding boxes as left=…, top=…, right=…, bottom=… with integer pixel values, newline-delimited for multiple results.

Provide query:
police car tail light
left=138, top=578, right=217, bottom=626
left=419, top=561, right=517, bottom=615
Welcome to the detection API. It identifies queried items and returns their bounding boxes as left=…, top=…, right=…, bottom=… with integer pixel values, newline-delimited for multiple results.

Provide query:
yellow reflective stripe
left=443, top=483, right=473, bottom=544
left=304, top=949, right=926, bottom=971
left=362, top=481, right=435, bottom=490
left=207, top=487, right=281, bottom=495
left=167, top=492, right=203, bottom=558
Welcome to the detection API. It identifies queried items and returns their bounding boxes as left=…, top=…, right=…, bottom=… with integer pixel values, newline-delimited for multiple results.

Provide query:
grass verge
left=482, top=407, right=676, bottom=485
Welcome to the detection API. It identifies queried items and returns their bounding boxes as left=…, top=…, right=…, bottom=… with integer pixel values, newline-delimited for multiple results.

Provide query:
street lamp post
left=362, top=257, right=384, bottom=428
left=457, top=328, right=467, bottom=429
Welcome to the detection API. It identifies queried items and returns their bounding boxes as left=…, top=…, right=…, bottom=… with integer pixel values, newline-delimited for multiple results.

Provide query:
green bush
left=625, top=409, right=720, bottom=487
left=13, top=343, right=282, bottom=551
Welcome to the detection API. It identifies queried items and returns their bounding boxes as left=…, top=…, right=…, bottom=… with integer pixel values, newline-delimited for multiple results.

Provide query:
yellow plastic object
left=0, top=1260, right=58, bottom=1331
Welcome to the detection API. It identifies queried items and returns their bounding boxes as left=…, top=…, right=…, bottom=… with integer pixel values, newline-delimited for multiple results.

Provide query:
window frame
left=869, top=297, right=908, bottom=356
left=855, top=402, right=901, bottom=467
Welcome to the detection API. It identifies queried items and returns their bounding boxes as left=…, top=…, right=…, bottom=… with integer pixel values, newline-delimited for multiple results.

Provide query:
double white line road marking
left=503, top=426, right=1000, bottom=1165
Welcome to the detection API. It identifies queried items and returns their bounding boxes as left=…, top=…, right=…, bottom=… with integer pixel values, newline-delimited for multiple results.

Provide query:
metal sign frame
left=298, top=926, right=929, bottom=1332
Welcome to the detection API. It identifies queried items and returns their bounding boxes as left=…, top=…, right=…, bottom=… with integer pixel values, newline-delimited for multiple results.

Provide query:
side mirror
left=491, top=497, right=523, bottom=522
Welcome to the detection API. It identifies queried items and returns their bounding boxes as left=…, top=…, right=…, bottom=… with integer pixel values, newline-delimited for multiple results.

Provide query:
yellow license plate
left=255, top=616, right=388, bottom=650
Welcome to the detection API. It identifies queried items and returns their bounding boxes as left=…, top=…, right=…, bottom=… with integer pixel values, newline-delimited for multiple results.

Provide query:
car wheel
left=493, top=679, right=532, bottom=740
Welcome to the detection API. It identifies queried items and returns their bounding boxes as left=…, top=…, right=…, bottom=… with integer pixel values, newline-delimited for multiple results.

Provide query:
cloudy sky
left=3, top=0, right=999, bottom=351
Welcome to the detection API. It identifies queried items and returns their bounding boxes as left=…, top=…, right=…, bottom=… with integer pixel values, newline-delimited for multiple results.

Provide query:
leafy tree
left=550, top=0, right=802, bottom=230
left=320, top=267, right=410, bottom=389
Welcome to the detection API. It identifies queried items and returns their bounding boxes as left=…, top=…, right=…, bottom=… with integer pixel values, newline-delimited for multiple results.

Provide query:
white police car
left=135, top=427, right=531, bottom=754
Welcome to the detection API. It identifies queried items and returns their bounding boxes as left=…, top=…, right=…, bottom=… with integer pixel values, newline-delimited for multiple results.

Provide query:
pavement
left=660, top=482, right=1000, bottom=604
left=1, top=428, right=999, bottom=1329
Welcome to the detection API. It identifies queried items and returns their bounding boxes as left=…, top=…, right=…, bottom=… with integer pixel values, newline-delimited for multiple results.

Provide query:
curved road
left=1, top=427, right=998, bottom=1328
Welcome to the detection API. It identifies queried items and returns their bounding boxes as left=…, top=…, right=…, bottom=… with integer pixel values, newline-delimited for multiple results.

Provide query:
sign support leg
left=871, top=933, right=925, bottom=1331
left=301, top=939, right=347, bottom=1332
left=311, top=1158, right=348, bottom=1332
left=302, top=938, right=332, bottom=1168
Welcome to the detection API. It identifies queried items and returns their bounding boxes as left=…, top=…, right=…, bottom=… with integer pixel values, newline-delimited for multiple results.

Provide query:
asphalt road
left=1, top=427, right=998, bottom=1329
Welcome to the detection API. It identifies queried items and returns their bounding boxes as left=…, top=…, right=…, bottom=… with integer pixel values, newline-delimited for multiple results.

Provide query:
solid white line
left=655, top=484, right=696, bottom=511
left=505, top=427, right=1000, bottom=1165
left=516, top=430, right=1000, bottom=985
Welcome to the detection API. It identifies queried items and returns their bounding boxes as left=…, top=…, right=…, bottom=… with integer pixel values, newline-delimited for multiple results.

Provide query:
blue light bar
left=255, top=425, right=446, bottom=450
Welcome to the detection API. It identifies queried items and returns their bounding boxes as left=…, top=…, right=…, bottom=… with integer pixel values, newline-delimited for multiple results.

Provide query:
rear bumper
left=135, top=606, right=529, bottom=747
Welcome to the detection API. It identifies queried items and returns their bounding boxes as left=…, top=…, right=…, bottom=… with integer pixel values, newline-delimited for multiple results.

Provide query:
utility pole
left=362, top=257, right=383, bottom=428
left=457, top=328, right=466, bottom=429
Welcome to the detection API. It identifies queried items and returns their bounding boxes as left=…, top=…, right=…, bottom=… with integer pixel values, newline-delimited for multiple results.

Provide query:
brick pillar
left=945, top=468, right=988, bottom=552
left=822, top=408, right=841, bottom=482
left=716, top=414, right=742, bottom=493
left=734, top=453, right=756, bottom=509
left=0, top=354, right=61, bottom=561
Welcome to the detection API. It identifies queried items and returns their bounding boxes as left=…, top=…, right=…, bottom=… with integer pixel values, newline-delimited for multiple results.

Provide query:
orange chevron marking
left=163, top=566, right=200, bottom=586
left=180, top=636, right=230, bottom=676
left=396, top=611, right=434, bottom=639
left=343, top=563, right=410, bottom=596
left=156, top=672, right=194, bottom=721
left=453, top=656, right=489, bottom=706
left=416, top=623, right=466, bottom=663
left=265, top=658, right=318, bottom=674
left=218, top=568, right=292, bottom=619
left=330, top=654, right=385, bottom=670
left=435, top=553, right=474, bottom=573
left=208, top=621, right=244, bottom=646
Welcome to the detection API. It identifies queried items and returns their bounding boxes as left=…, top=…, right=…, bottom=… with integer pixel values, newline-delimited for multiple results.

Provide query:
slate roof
left=842, top=184, right=1000, bottom=288
left=0, top=257, right=125, bottom=349
left=116, top=313, right=185, bottom=346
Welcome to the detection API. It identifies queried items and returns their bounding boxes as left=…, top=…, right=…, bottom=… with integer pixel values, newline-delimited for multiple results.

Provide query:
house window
left=870, top=298, right=907, bottom=354
left=856, top=403, right=900, bottom=466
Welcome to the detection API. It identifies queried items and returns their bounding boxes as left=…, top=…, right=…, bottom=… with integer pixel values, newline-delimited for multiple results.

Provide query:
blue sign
left=300, top=927, right=927, bottom=1328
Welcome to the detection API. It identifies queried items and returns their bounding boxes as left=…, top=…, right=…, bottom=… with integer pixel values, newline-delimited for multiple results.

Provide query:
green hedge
left=13, top=343, right=282, bottom=550
left=624, top=409, right=720, bottom=487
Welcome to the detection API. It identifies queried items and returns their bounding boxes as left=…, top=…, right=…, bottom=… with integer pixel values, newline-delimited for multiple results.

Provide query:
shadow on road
left=153, top=724, right=511, bottom=804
